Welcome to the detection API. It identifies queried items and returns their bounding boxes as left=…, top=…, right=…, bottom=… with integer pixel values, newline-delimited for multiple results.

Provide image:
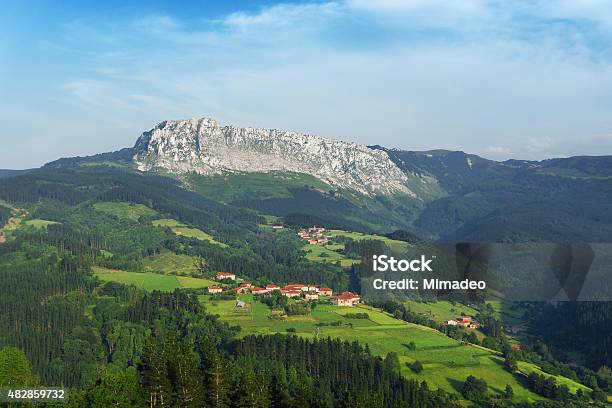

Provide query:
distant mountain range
left=31, top=117, right=612, bottom=242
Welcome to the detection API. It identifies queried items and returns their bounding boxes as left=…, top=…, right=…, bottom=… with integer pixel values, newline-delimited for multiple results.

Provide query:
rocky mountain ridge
left=132, top=118, right=422, bottom=196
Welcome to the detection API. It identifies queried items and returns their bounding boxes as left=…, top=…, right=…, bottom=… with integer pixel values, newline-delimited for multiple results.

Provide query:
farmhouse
left=332, top=292, right=361, bottom=307
left=234, top=286, right=249, bottom=294
left=252, top=287, right=268, bottom=295
left=265, top=283, right=280, bottom=291
left=284, top=284, right=307, bottom=292
left=318, top=287, right=333, bottom=296
left=215, top=272, right=236, bottom=281
left=281, top=289, right=302, bottom=298
left=303, top=292, right=319, bottom=301
left=447, top=316, right=480, bottom=328
left=207, top=285, right=223, bottom=294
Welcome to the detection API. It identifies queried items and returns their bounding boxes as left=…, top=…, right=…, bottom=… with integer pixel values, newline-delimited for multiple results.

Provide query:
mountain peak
left=133, top=117, right=421, bottom=196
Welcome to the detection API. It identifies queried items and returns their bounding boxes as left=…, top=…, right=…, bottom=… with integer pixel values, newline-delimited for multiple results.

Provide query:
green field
left=517, top=361, right=591, bottom=394
left=302, top=229, right=410, bottom=267
left=93, top=201, right=156, bottom=221
left=404, top=300, right=480, bottom=323
left=22, top=219, right=59, bottom=229
left=487, top=299, right=529, bottom=326
left=198, top=295, right=589, bottom=401
left=328, top=229, right=410, bottom=254
left=142, top=250, right=200, bottom=275
left=152, top=218, right=227, bottom=247
left=94, top=267, right=213, bottom=291
left=303, top=244, right=360, bottom=267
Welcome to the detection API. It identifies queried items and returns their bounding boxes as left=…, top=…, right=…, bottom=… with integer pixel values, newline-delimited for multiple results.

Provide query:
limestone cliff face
left=133, top=117, right=418, bottom=195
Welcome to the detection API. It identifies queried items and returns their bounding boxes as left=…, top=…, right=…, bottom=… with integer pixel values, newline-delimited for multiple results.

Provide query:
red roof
left=333, top=292, right=360, bottom=300
left=216, top=272, right=235, bottom=277
left=209, top=285, right=220, bottom=289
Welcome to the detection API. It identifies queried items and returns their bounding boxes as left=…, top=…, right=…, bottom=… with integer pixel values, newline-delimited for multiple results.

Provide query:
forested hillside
left=0, top=164, right=610, bottom=406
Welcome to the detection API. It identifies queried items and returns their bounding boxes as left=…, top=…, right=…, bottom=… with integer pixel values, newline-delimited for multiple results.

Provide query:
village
left=297, top=226, right=329, bottom=245
left=207, top=271, right=361, bottom=307
left=446, top=315, right=480, bottom=329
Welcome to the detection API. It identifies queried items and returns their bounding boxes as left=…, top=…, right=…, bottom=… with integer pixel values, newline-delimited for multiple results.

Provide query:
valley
left=0, top=119, right=610, bottom=406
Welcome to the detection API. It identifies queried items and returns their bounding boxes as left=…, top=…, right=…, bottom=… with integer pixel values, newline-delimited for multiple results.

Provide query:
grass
left=303, top=244, right=360, bottom=267
left=176, top=275, right=215, bottom=289
left=93, top=201, right=156, bottom=221
left=517, top=361, right=592, bottom=394
left=486, top=300, right=529, bottom=326
left=22, top=219, right=59, bottom=229
left=328, top=230, right=410, bottom=254
left=404, top=300, right=480, bottom=323
left=302, top=228, right=410, bottom=267
left=94, top=267, right=213, bottom=292
left=152, top=219, right=227, bottom=247
left=142, top=250, right=200, bottom=275
left=198, top=295, right=586, bottom=402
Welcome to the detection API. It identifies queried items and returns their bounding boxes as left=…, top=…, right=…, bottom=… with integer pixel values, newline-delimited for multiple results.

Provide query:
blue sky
left=2, top=0, right=612, bottom=168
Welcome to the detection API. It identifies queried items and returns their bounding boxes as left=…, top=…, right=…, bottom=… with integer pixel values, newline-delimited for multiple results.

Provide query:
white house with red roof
left=331, top=292, right=361, bottom=307
left=207, top=285, right=223, bottom=294
left=281, top=289, right=302, bottom=298
left=265, top=283, right=280, bottom=292
left=303, top=292, right=319, bottom=301
left=252, top=287, right=268, bottom=295
left=215, top=272, right=236, bottom=281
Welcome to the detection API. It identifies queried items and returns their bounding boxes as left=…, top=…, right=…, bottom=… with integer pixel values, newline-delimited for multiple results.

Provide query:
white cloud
left=223, top=2, right=340, bottom=29
left=133, top=15, right=181, bottom=33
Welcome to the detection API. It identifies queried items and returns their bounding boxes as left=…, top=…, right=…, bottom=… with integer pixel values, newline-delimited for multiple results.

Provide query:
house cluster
left=297, top=227, right=329, bottom=245
left=447, top=316, right=480, bottom=329
left=209, top=272, right=361, bottom=307
left=279, top=283, right=333, bottom=300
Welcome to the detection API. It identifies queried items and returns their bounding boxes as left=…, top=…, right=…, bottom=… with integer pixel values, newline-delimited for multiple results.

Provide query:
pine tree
left=200, top=339, right=230, bottom=408
left=167, top=337, right=204, bottom=408
left=141, top=341, right=173, bottom=408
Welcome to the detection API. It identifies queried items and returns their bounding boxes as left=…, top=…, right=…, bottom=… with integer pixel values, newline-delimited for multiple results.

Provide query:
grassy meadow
left=152, top=218, right=227, bottom=247
left=303, top=244, right=360, bottom=267
left=197, top=294, right=589, bottom=402
left=94, top=267, right=214, bottom=292
left=142, top=250, right=201, bottom=275
left=93, top=201, right=157, bottom=221
left=404, top=299, right=480, bottom=323
left=328, top=229, right=410, bottom=254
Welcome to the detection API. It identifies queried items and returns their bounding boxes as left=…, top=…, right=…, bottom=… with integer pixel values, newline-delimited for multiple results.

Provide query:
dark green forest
left=0, top=165, right=610, bottom=407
